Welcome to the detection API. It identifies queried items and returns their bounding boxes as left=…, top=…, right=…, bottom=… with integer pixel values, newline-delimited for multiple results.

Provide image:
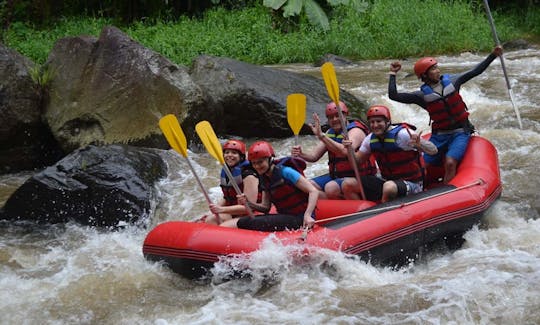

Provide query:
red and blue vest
left=220, top=160, right=251, bottom=206
left=369, top=125, right=423, bottom=182
left=326, top=120, right=377, bottom=178
left=260, top=157, right=308, bottom=216
left=420, top=74, right=469, bottom=131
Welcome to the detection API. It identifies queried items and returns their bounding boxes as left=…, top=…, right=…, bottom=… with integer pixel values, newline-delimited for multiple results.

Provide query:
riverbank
left=4, top=0, right=539, bottom=66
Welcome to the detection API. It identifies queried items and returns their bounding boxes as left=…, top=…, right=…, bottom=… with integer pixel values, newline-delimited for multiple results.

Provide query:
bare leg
left=443, top=156, right=458, bottom=184
left=381, top=181, right=398, bottom=203
left=324, top=181, right=343, bottom=199
left=220, top=217, right=240, bottom=228
left=342, top=178, right=361, bottom=200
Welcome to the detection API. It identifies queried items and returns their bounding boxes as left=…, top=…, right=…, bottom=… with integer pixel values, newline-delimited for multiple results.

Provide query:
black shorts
left=237, top=214, right=304, bottom=232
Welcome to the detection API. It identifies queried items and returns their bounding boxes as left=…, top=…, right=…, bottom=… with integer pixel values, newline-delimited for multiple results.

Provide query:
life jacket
left=260, top=157, right=308, bottom=216
left=369, top=124, right=423, bottom=182
left=326, top=120, right=377, bottom=178
left=220, top=160, right=250, bottom=206
left=420, top=74, right=469, bottom=131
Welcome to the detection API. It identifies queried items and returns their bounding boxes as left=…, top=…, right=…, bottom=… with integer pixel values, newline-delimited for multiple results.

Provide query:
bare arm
left=294, top=176, right=318, bottom=228
left=407, top=130, right=438, bottom=156
left=291, top=142, right=327, bottom=162
left=291, top=112, right=327, bottom=162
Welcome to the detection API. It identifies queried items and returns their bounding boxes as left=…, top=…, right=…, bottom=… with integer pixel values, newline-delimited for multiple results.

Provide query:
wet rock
left=0, top=44, right=63, bottom=174
left=190, top=55, right=368, bottom=138
left=45, top=26, right=209, bottom=153
left=314, top=54, right=354, bottom=67
left=0, top=145, right=166, bottom=228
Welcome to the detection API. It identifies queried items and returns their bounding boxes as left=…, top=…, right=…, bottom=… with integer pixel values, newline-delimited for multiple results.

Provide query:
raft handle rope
left=313, top=178, right=484, bottom=224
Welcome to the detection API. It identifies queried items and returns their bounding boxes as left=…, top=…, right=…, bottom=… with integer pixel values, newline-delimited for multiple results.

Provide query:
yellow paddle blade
left=321, top=62, right=340, bottom=105
left=287, top=93, right=307, bottom=136
left=159, top=114, right=188, bottom=157
left=195, top=120, right=225, bottom=165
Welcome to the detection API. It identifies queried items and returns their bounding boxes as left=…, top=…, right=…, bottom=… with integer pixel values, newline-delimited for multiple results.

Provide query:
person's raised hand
left=493, top=45, right=503, bottom=57
left=310, top=112, right=323, bottom=138
left=390, top=61, right=402, bottom=73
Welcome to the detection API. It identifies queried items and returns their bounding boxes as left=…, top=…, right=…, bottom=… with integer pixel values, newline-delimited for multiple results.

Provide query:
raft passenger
left=291, top=101, right=376, bottom=199
left=221, top=141, right=317, bottom=231
left=388, top=46, right=502, bottom=183
left=204, top=140, right=259, bottom=225
left=342, top=105, right=437, bottom=203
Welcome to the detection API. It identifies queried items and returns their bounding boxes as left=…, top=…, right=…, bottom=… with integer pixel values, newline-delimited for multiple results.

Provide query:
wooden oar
left=195, top=121, right=254, bottom=217
left=158, top=114, right=220, bottom=222
left=321, top=62, right=367, bottom=200
left=483, top=0, right=523, bottom=129
left=287, top=93, right=307, bottom=145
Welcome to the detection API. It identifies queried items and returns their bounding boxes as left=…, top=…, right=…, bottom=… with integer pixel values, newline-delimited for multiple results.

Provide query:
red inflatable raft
left=143, top=135, right=502, bottom=279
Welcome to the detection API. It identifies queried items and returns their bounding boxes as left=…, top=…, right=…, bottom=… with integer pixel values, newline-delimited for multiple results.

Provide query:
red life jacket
left=220, top=160, right=262, bottom=207
left=220, top=160, right=249, bottom=206
left=421, top=74, right=469, bottom=131
left=369, top=125, right=423, bottom=182
left=261, top=157, right=308, bottom=216
left=326, top=120, right=377, bottom=178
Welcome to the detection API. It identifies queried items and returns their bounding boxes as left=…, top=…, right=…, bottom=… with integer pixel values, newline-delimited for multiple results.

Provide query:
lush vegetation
left=3, top=0, right=539, bottom=66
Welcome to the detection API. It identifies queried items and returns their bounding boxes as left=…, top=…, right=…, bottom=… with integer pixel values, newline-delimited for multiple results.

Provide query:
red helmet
left=367, top=105, right=392, bottom=122
left=248, top=141, right=275, bottom=160
left=223, top=139, right=246, bottom=155
left=325, top=101, right=349, bottom=117
left=414, top=57, right=438, bottom=78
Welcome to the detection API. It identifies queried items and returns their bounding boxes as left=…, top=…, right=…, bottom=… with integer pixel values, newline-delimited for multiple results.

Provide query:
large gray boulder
left=0, top=44, right=63, bottom=174
left=44, top=26, right=209, bottom=153
left=0, top=144, right=166, bottom=228
left=190, top=55, right=369, bottom=138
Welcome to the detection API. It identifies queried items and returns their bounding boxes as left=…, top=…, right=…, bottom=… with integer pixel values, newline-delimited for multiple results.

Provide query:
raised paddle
left=195, top=120, right=254, bottom=217
left=287, top=93, right=307, bottom=145
left=483, top=0, right=523, bottom=129
left=321, top=62, right=367, bottom=200
left=158, top=114, right=220, bottom=223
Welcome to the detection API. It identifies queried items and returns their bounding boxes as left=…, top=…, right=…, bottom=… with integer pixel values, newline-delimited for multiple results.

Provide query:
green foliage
left=263, top=0, right=368, bottom=31
left=3, top=0, right=539, bottom=66
left=28, top=63, right=55, bottom=88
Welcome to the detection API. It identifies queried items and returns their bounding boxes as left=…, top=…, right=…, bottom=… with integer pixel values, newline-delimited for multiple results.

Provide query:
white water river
left=1, top=48, right=539, bottom=324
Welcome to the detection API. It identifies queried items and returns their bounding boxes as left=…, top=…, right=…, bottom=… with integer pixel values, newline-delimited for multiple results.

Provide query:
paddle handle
left=335, top=103, right=367, bottom=200
left=483, top=0, right=523, bottom=129
left=222, top=164, right=255, bottom=218
left=185, top=157, right=221, bottom=223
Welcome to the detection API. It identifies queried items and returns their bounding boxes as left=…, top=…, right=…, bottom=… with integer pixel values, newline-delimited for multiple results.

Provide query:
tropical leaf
left=327, top=0, right=350, bottom=5
left=263, top=0, right=289, bottom=10
left=283, top=0, right=303, bottom=18
left=304, top=0, right=329, bottom=31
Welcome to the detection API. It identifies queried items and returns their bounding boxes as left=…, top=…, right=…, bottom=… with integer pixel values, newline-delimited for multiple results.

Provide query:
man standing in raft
left=388, top=46, right=502, bottom=183
left=342, top=105, right=437, bottom=203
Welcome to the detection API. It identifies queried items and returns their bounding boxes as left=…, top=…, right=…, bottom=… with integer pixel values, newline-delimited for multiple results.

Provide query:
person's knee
left=382, top=181, right=397, bottom=195
left=324, top=182, right=342, bottom=198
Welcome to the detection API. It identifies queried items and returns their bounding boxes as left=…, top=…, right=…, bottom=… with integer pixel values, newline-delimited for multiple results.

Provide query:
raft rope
left=313, top=178, right=484, bottom=225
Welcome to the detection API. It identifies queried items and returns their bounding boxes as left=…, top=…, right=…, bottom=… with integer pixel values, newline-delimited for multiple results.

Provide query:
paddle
left=287, top=93, right=307, bottom=145
left=195, top=120, right=254, bottom=217
left=321, top=62, right=367, bottom=200
left=483, top=0, right=523, bottom=129
left=158, top=114, right=220, bottom=223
